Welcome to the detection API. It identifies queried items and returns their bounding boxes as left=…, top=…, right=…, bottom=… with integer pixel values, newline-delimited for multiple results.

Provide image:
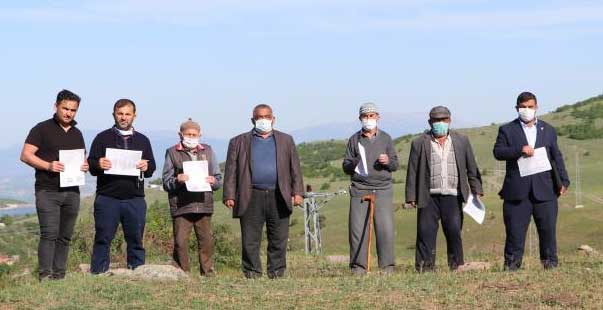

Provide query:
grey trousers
left=35, top=190, right=80, bottom=280
left=349, top=186, right=395, bottom=270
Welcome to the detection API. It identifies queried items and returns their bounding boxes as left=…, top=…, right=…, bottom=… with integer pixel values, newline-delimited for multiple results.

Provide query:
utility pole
left=575, top=146, right=584, bottom=209
left=302, top=185, right=347, bottom=255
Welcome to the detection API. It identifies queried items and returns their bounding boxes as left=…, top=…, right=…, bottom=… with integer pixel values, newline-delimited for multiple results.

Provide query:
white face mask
left=116, top=128, right=134, bottom=136
left=254, top=118, right=273, bottom=133
left=518, top=108, right=536, bottom=123
left=361, top=119, right=377, bottom=131
left=182, top=137, right=199, bottom=149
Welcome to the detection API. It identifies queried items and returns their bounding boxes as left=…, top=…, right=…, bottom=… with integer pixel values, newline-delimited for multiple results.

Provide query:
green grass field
left=1, top=96, right=603, bottom=309
left=0, top=250, right=601, bottom=309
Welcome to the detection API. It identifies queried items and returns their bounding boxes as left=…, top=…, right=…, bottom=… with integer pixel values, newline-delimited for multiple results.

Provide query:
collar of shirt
left=252, top=129, right=274, bottom=138
left=430, top=133, right=451, bottom=147
left=52, top=113, right=77, bottom=127
left=175, top=142, right=205, bottom=152
left=520, top=118, right=538, bottom=148
left=112, top=126, right=136, bottom=137
left=360, top=128, right=379, bottom=138
left=519, top=117, right=538, bottom=129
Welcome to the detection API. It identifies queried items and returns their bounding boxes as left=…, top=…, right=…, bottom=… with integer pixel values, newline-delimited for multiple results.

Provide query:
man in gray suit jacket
left=405, top=106, right=483, bottom=271
left=223, top=104, right=304, bottom=279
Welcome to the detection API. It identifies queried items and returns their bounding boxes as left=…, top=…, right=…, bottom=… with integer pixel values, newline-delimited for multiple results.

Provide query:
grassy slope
left=1, top=254, right=602, bottom=309
left=2, top=96, right=603, bottom=308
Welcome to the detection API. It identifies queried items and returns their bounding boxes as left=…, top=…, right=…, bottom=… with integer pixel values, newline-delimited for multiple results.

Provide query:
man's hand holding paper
left=104, top=148, right=143, bottom=176
left=183, top=160, right=212, bottom=192
left=517, top=147, right=552, bottom=177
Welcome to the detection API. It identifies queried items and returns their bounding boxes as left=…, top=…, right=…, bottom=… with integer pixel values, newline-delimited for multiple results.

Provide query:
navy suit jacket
left=493, top=119, right=570, bottom=201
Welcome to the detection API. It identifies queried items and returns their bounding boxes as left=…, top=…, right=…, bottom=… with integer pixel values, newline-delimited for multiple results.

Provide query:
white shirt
left=520, top=118, right=538, bottom=148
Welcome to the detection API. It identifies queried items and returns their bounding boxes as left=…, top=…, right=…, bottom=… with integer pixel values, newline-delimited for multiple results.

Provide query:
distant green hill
left=298, top=93, right=603, bottom=199
left=553, top=94, right=603, bottom=139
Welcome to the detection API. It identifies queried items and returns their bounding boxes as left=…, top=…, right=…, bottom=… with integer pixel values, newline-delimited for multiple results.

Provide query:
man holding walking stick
left=343, top=102, right=399, bottom=275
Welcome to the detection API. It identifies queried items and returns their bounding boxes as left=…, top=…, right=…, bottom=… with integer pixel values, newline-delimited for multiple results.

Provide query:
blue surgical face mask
left=431, top=122, right=449, bottom=137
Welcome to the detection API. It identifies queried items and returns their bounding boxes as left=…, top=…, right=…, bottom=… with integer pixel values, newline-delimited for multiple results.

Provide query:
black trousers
left=239, top=188, right=290, bottom=278
left=503, top=195, right=558, bottom=270
left=35, top=190, right=80, bottom=280
left=415, top=194, right=464, bottom=271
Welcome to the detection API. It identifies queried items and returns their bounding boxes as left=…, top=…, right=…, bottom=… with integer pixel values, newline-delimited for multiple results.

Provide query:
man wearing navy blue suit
left=493, top=91, right=570, bottom=270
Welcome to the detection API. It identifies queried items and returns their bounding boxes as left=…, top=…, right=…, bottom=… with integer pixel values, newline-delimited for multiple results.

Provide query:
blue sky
left=1, top=0, right=602, bottom=147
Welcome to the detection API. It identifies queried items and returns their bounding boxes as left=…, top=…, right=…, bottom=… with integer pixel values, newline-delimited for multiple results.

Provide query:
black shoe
left=415, top=262, right=435, bottom=273
left=202, top=270, right=216, bottom=278
left=50, top=274, right=66, bottom=280
left=379, top=266, right=395, bottom=275
left=543, top=263, right=558, bottom=270
left=267, top=270, right=285, bottom=279
left=38, top=273, right=52, bottom=283
left=243, top=271, right=262, bottom=279
left=351, top=267, right=367, bottom=276
left=503, top=264, right=521, bottom=272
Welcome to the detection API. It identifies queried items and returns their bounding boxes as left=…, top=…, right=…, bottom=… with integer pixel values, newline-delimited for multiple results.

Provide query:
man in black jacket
left=88, top=99, right=156, bottom=274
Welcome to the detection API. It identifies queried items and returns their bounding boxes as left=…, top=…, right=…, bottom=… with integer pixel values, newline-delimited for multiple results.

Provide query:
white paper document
left=354, top=143, right=369, bottom=177
left=517, top=147, right=552, bottom=177
left=183, top=160, right=212, bottom=192
left=463, top=194, right=486, bottom=225
left=59, top=149, right=86, bottom=187
left=104, top=148, right=143, bottom=176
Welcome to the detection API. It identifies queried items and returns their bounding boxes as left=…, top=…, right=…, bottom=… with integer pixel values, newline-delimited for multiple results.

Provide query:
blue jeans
left=90, top=195, right=146, bottom=274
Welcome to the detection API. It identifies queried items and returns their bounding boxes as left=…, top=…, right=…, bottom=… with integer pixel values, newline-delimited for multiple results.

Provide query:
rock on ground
left=456, top=261, right=492, bottom=272
left=79, top=264, right=189, bottom=281
left=0, top=254, right=19, bottom=266
left=325, top=255, right=349, bottom=264
left=577, top=245, right=599, bottom=256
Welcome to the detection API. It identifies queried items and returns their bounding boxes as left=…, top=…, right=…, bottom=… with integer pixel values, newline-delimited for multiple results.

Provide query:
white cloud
left=367, top=6, right=603, bottom=30
left=1, top=0, right=602, bottom=36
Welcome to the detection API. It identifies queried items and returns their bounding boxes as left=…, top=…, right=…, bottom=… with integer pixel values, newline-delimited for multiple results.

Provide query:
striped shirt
left=429, top=135, right=458, bottom=196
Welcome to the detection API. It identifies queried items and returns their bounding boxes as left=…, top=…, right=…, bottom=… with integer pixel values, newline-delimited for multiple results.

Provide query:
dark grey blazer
left=405, top=130, right=483, bottom=208
left=222, top=130, right=304, bottom=218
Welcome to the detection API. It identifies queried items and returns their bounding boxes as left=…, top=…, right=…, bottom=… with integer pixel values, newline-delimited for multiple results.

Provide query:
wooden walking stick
left=362, top=191, right=376, bottom=272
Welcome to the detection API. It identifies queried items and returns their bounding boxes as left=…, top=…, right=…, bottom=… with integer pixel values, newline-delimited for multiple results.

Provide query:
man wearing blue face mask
left=494, top=92, right=570, bottom=271
left=342, top=102, right=399, bottom=275
left=405, top=106, right=483, bottom=272
left=223, top=104, right=304, bottom=279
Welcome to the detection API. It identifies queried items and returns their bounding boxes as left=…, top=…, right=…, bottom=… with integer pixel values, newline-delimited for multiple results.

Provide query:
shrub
left=0, top=215, right=14, bottom=226
left=70, top=199, right=240, bottom=270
